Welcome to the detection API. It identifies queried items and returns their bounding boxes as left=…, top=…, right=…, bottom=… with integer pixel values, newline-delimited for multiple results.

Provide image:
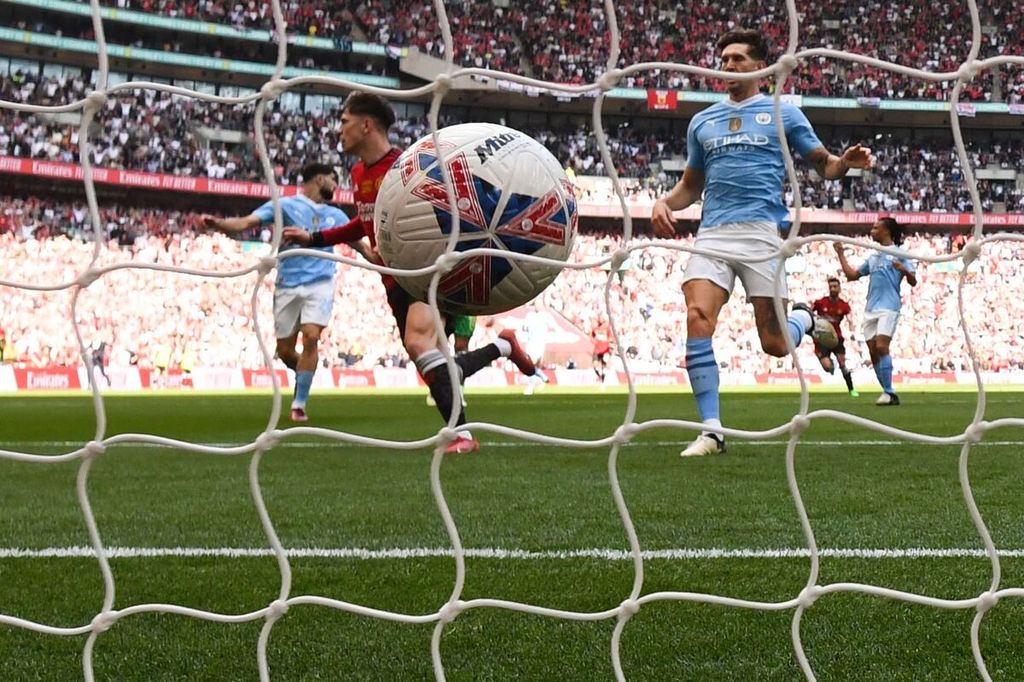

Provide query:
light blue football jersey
left=858, top=252, right=915, bottom=312
left=686, top=93, right=823, bottom=229
left=252, top=194, right=349, bottom=288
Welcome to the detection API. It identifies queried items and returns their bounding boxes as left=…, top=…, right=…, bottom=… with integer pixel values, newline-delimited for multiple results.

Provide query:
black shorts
left=593, top=351, right=609, bottom=365
left=386, top=286, right=455, bottom=343
left=814, top=339, right=846, bottom=358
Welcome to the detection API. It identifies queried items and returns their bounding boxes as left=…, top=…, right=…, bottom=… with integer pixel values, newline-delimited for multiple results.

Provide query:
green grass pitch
left=1, top=389, right=1022, bottom=681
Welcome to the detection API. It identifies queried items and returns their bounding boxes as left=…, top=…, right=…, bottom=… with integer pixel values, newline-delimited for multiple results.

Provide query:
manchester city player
left=201, top=162, right=351, bottom=422
left=834, top=218, right=917, bottom=406
left=651, top=28, right=874, bottom=457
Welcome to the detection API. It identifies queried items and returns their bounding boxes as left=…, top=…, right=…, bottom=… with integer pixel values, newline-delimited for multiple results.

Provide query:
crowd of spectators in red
left=94, top=0, right=1024, bottom=102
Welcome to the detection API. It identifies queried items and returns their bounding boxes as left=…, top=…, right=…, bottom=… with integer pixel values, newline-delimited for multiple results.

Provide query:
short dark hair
left=827, top=276, right=840, bottom=285
left=716, top=29, right=770, bottom=62
left=301, top=162, right=337, bottom=183
left=343, top=91, right=396, bottom=130
left=879, top=217, right=905, bottom=246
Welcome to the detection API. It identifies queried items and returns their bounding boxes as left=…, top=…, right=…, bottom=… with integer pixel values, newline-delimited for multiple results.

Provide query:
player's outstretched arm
left=199, top=213, right=260, bottom=234
left=833, top=242, right=861, bottom=281
left=807, top=144, right=874, bottom=181
left=651, top=167, right=705, bottom=238
left=893, top=260, right=918, bottom=287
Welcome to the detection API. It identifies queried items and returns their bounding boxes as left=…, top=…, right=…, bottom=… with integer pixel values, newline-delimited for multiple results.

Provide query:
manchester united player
left=812, top=277, right=858, bottom=397
left=283, top=92, right=536, bottom=453
left=591, top=317, right=611, bottom=387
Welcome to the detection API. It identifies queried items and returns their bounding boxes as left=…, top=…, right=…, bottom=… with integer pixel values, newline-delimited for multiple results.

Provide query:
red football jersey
left=812, top=296, right=852, bottom=340
left=592, top=323, right=611, bottom=355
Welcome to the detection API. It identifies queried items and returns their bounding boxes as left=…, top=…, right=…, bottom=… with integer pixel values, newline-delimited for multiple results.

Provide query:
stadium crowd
left=3, top=219, right=1022, bottom=377
left=3, top=73, right=1023, bottom=212
left=93, top=0, right=1024, bottom=101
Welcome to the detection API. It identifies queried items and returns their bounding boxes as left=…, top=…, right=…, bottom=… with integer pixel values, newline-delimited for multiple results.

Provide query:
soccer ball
left=374, top=123, right=578, bottom=316
left=811, top=318, right=840, bottom=350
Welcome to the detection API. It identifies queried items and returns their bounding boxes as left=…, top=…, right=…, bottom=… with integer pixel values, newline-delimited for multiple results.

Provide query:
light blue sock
left=686, top=338, right=720, bottom=422
left=787, top=308, right=812, bottom=348
left=293, top=370, right=314, bottom=408
left=875, top=355, right=893, bottom=393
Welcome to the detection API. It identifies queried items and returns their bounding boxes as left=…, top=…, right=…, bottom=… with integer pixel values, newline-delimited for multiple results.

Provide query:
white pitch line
left=2, top=440, right=1023, bottom=450
left=1, top=547, right=1023, bottom=560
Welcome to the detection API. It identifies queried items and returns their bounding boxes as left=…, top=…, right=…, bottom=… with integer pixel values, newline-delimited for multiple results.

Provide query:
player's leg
left=834, top=346, right=857, bottom=396
left=680, top=276, right=730, bottom=456
left=872, top=333, right=898, bottom=405
left=273, top=287, right=301, bottom=371
left=289, top=281, right=334, bottom=421
left=737, top=229, right=812, bottom=357
left=816, top=346, right=835, bottom=374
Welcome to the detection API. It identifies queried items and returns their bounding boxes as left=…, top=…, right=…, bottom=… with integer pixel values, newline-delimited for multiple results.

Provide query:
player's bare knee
left=686, top=305, right=717, bottom=335
left=760, top=336, right=788, bottom=357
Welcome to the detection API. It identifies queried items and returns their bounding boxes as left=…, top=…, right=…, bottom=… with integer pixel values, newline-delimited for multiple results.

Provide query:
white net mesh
left=1, top=0, right=1023, bottom=680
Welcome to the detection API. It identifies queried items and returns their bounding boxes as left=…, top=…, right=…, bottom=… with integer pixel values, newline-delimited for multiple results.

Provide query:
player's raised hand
left=282, top=227, right=312, bottom=246
left=841, top=144, right=874, bottom=170
left=832, top=241, right=846, bottom=255
left=651, top=199, right=677, bottom=238
left=198, top=214, right=221, bottom=231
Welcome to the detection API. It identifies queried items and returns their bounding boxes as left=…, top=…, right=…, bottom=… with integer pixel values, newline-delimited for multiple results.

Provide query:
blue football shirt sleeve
left=784, top=105, right=824, bottom=156
left=901, top=256, right=917, bottom=274
left=857, top=260, right=870, bottom=277
left=252, top=200, right=275, bottom=224
left=685, top=116, right=705, bottom=171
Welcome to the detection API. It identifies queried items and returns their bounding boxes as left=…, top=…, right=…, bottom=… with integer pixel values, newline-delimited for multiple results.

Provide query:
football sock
left=416, top=350, right=465, bottom=426
left=787, top=308, right=812, bottom=348
left=686, top=338, right=721, bottom=426
left=292, top=370, right=314, bottom=408
left=841, top=368, right=855, bottom=392
left=454, top=344, right=501, bottom=379
left=875, top=354, right=894, bottom=393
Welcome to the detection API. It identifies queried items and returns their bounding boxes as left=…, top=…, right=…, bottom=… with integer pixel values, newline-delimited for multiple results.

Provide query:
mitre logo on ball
left=374, top=123, right=578, bottom=316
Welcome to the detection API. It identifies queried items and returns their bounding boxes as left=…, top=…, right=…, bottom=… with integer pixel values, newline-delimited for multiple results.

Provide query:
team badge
left=755, top=112, right=772, bottom=125
left=728, top=117, right=742, bottom=132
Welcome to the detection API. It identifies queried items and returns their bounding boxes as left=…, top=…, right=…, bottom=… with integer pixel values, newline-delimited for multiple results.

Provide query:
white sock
left=702, top=418, right=723, bottom=438
left=494, top=337, right=512, bottom=357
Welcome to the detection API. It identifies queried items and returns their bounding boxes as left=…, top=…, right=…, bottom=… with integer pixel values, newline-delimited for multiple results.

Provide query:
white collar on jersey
left=722, top=92, right=767, bottom=108
left=292, top=192, right=322, bottom=208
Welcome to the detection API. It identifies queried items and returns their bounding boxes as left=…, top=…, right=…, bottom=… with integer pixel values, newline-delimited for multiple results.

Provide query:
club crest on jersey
left=755, top=113, right=772, bottom=125
left=728, top=117, right=742, bottom=132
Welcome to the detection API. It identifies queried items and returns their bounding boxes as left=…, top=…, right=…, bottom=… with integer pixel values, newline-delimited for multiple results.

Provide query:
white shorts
left=274, top=278, right=335, bottom=338
left=862, top=309, right=900, bottom=340
left=683, top=221, right=788, bottom=299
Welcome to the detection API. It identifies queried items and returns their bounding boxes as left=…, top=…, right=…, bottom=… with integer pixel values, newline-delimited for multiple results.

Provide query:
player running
left=283, top=92, right=537, bottom=453
left=812, top=277, right=858, bottom=396
left=201, top=162, right=348, bottom=422
left=651, top=28, right=874, bottom=457
left=834, top=218, right=917, bottom=406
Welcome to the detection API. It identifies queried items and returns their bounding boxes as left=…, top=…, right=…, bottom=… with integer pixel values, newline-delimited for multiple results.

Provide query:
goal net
left=1, top=0, right=1022, bottom=680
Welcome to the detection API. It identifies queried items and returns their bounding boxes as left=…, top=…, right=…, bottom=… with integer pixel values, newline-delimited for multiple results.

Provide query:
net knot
left=976, top=591, right=999, bottom=613
left=960, top=241, right=981, bottom=266
left=597, top=69, right=623, bottom=92
left=618, top=598, right=640, bottom=617
left=789, top=415, right=811, bottom=435
left=776, top=54, right=799, bottom=74
left=260, top=79, right=287, bottom=101
left=957, top=62, right=979, bottom=82
left=963, top=422, right=987, bottom=444
left=77, top=267, right=101, bottom=288
left=613, top=424, right=635, bottom=445
left=778, top=238, right=801, bottom=259
left=434, top=73, right=453, bottom=95
left=258, top=256, right=277, bottom=276
left=83, top=440, right=106, bottom=459
left=610, top=248, right=630, bottom=272
left=437, top=427, right=458, bottom=445
left=91, top=610, right=118, bottom=634
left=267, top=599, right=289, bottom=619
left=255, top=431, right=281, bottom=452
left=438, top=599, right=464, bottom=623
left=798, top=585, right=821, bottom=608
left=434, top=252, right=460, bottom=275
left=83, top=90, right=107, bottom=114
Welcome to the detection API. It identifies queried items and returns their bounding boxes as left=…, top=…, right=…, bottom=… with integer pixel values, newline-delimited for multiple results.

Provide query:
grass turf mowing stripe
left=3, top=440, right=1024, bottom=449
left=2, top=547, right=1023, bottom=560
